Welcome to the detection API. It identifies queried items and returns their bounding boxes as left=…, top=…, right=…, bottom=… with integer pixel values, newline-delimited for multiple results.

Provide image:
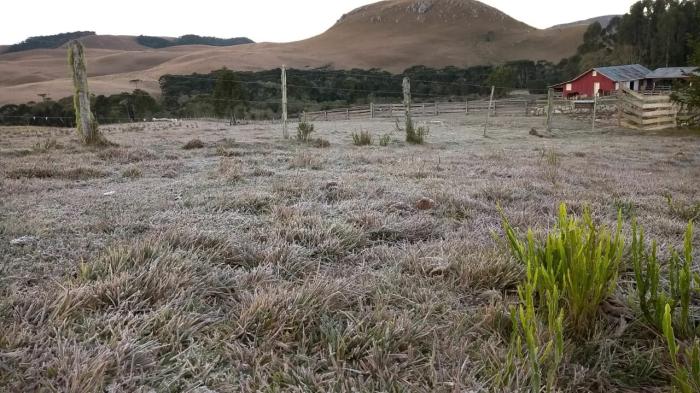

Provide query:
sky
left=1, top=0, right=638, bottom=45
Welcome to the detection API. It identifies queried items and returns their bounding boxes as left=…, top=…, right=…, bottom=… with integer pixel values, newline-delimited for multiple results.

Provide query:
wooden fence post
left=370, top=102, right=375, bottom=119
left=403, top=77, right=411, bottom=118
left=545, top=88, right=554, bottom=131
left=346, top=108, right=350, bottom=120
left=465, top=99, right=469, bottom=115
left=281, top=65, right=288, bottom=138
left=435, top=102, right=439, bottom=116
left=484, top=86, right=495, bottom=137
left=591, top=93, right=598, bottom=132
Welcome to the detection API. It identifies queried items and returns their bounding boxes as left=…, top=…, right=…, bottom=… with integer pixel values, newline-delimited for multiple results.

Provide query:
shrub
left=297, top=121, right=314, bottom=142
left=379, top=134, right=391, bottom=146
left=351, top=130, right=373, bottom=146
left=183, top=139, right=205, bottom=150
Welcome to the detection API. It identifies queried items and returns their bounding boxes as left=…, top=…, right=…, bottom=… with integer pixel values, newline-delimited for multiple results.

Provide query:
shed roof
left=646, top=67, right=700, bottom=79
left=594, top=64, right=651, bottom=82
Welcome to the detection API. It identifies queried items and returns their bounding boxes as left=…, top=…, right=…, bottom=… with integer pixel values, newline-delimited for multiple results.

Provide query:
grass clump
left=182, top=139, right=204, bottom=150
left=663, top=305, right=700, bottom=393
left=32, top=137, right=60, bottom=153
left=665, top=194, right=700, bottom=222
left=632, top=220, right=696, bottom=337
left=351, top=130, right=373, bottom=146
left=121, top=166, right=143, bottom=179
left=296, top=121, right=314, bottom=142
left=312, top=137, right=330, bottom=148
left=405, top=118, right=429, bottom=144
left=379, top=134, right=391, bottom=146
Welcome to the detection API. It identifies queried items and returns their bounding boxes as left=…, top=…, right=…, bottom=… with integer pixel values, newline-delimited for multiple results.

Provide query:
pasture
left=0, top=114, right=698, bottom=392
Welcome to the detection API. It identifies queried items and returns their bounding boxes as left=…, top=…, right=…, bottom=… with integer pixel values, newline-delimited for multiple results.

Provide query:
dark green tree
left=212, top=68, right=246, bottom=118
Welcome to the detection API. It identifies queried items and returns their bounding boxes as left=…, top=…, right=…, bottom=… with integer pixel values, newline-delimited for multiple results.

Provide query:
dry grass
left=0, top=116, right=698, bottom=392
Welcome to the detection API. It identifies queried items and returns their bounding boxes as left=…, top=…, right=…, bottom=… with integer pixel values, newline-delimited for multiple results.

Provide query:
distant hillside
left=0, top=0, right=588, bottom=104
left=551, top=15, right=619, bottom=29
left=5, top=31, right=96, bottom=53
left=136, top=35, right=254, bottom=49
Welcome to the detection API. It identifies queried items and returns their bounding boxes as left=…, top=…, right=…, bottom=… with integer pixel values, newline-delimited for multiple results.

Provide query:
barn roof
left=594, top=64, right=651, bottom=82
left=646, top=67, right=700, bottom=79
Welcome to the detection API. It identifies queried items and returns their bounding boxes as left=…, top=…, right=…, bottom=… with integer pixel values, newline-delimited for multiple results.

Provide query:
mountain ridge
left=0, top=0, right=592, bottom=104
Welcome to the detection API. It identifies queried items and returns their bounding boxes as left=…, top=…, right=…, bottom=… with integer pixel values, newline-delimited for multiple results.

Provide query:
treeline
left=0, top=90, right=161, bottom=127
left=570, top=0, right=700, bottom=71
left=159, top=61, right=572, bottom=119
left=136, top=35, right=254, bottom=49
left=4, top=31, right=96, bottom=53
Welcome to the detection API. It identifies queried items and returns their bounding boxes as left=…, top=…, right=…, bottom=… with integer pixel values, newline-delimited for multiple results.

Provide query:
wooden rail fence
left=619, top=88, right=679, bottom=131
left=300, top=99, right=547, bottom=121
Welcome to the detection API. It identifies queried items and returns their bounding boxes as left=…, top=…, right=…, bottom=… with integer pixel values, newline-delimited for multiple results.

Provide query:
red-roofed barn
left=552, top=64, right=651, bottom=99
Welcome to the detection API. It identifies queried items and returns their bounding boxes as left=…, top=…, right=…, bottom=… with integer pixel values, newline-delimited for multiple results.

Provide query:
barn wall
left=564, top=71, right=616, bottom=98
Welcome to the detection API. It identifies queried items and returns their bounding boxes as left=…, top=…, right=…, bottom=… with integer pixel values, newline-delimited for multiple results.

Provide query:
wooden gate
left=619, top=88, right=678, bottom=131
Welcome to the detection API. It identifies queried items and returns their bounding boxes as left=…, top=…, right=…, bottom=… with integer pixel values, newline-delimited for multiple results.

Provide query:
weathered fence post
left=484, top=86, right=495, bottom=137
left=281, top=65, right=288, bottom=138
left=435, top=102, right=439, bottom=116
left=545, top=88, right=554, bottom=131
left=465, top=99, right=469, bottom=115
left=370, top=102, right=375, bottom=119
left=68, top=40, right=101, bottom=144
left=591, top=93, right=598, bottom=132
left=403, top=77, right=411, bottom=120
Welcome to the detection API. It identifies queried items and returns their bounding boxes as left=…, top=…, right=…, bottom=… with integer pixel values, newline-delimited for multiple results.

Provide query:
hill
left=0, top=0, right=588, bottom=104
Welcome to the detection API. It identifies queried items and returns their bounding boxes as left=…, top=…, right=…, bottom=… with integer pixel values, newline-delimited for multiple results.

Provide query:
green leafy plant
left=631, top=220, right=695, bottom=337
left=351, top=130, right=373, bottom=146
left=663, top=304, right=700, bottom=393
left=502, top=203, right=623, bottom=336
left=502, top=203, right=621, bottom=391
left=297, top=120, right=314, bottom=142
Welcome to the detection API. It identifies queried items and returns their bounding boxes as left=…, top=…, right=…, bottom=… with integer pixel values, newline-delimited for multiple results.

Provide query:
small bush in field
left=406, top=117, right=429, bottom=144
left=297, top=121, right=314, bottom=142
left=352, top=130, right=373, bottom=146
left=183, top=139, right=204, bottom=150
left=379, top=134, right=391, bottom=146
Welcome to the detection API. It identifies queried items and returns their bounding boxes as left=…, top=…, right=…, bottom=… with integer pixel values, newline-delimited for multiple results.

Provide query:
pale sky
left=1, top=0, right=637, bottom=45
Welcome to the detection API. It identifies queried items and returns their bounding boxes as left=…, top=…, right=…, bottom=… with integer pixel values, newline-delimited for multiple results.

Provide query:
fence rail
left=619, top=88, right=679, bottom=131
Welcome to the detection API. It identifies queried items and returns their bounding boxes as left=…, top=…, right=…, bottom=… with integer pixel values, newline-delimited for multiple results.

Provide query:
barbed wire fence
left=0, top=67, right=626, bottom=134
